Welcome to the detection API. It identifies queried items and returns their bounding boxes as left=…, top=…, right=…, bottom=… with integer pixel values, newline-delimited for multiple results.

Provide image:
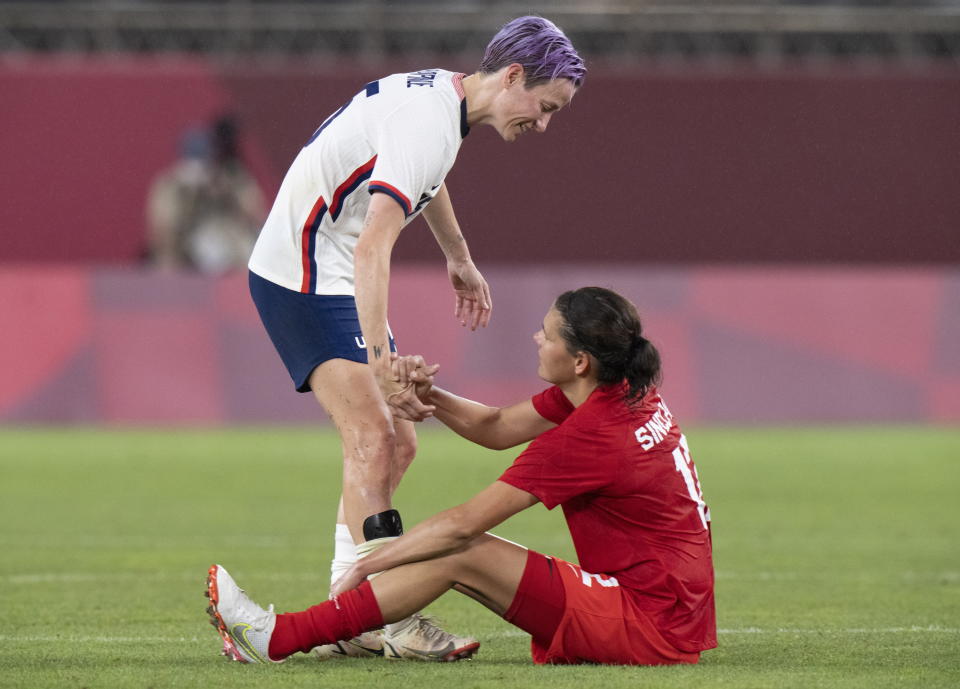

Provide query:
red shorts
left=504, top=550, right=699, bottom=666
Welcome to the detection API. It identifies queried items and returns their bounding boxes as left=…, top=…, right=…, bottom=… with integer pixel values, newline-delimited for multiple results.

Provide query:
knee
left=344, top=416, right=397, bottom=466
left=435, top=534, right=492, bottom=578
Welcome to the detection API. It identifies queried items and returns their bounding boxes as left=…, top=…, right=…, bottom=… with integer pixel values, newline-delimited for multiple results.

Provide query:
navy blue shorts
left=249, top=271, right=397, bottom=393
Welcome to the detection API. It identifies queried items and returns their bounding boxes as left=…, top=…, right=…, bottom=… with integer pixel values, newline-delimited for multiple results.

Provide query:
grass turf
left=1, top=426, right=958, bottom=688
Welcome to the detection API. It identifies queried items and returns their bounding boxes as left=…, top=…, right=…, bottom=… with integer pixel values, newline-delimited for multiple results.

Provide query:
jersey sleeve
left=368, top=98, right=449, bottom=217
left=531, top=386, right=575, bottom=425
left=498, top=423, right=615, bottom=510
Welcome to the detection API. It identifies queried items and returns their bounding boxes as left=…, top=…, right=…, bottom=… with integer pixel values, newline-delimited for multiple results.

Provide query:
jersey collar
left=453, top=73, right=470, bottom=139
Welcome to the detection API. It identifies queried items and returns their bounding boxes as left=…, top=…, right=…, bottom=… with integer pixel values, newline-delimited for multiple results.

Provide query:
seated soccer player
left=206, top=287, right=717, bottom=665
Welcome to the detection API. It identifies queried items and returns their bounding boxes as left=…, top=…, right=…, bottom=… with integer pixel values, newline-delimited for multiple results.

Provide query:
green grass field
left=1, top=426, right=958, bottom=688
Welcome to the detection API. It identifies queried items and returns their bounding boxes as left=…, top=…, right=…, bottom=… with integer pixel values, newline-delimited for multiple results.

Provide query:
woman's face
left=489, top=74, right=576, bottom=141
left=534, top=307, right=578, bottom=384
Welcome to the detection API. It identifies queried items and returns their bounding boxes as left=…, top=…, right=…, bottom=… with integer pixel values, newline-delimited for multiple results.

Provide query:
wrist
left=447, top=255, right=473, bottom=269
left=423, top=386, right=442, bottom=406
left=367, top=349, right=392, bottom=372
left=355, top=561, right=374, bottom=581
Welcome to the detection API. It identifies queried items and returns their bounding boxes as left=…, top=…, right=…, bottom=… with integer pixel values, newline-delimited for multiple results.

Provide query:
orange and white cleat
left=205, top=564, right=280, bottom=664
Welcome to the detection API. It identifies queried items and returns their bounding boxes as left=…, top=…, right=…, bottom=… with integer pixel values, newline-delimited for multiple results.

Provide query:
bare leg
left=309, top=359, right=395, bottom=544
left=329, top=419, right=417, bottom=588
left=332, top=419, right=416, bottom=525
left=264, top=533, right=526, bottom=660
left=306, top=361, right=481, bottom=656
left=390, top=419, right=417, bottom=494
left=369, top=533, right=530, bottom=622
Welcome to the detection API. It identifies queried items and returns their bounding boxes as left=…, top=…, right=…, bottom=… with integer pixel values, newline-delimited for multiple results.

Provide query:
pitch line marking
left=0, top=635, right=205, bottom=643
left=715, top=626, right=960, bottom=634
left=3, top=571, right=322, bottom=585
left=8, top=570, right=958, bottom=585
left=1, top=627, right=957, bottom=644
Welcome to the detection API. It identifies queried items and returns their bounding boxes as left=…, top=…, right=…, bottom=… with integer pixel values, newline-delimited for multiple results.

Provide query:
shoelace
left=416, top=616, right=447, bottom=641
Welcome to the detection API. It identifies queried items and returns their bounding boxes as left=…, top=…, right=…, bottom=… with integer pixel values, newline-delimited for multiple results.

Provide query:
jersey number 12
left=673, top=434, right=709, bottom=530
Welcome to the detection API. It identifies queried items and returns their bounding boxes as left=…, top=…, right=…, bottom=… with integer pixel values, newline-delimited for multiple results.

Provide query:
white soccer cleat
left=382, top=614, right=479, bottom=662
left=205, top=564, right=280, bottom=664
left=310, top=630, right=385, bottom=660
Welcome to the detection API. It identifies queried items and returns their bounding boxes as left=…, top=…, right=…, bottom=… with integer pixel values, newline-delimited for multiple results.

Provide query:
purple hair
left=479, top=16, right=585, bottom=88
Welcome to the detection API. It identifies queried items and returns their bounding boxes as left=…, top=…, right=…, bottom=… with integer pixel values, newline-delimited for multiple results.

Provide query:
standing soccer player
left=246, top=16, right=585, bottom=659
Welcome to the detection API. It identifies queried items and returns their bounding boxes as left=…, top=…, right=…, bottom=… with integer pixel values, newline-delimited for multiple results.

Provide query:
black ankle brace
left=362, top=509, right=404, bottom=540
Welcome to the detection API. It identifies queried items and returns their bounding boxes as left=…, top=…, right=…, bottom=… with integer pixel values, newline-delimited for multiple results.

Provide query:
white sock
left=330, top=523, right=357, bottom=592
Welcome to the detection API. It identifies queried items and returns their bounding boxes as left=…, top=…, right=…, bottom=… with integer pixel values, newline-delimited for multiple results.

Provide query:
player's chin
left=497, top=123, right=523, bottom=142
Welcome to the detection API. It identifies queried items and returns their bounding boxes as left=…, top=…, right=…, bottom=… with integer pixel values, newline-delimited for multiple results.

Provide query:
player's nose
left=534, top=113, right=552, bottom=133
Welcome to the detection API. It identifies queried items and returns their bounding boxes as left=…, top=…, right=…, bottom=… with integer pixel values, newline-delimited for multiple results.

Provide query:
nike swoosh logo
left=402, top=641, right=455, bottom=659
left=331, top=640, right=384, bottom=656
left=231, top=623, right=267, bottom=663
left=347, top=640, right=384, bottom=656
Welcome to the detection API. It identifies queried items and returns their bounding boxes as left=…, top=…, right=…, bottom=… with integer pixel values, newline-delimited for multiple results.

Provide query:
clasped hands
left=377, top=354, right=439, bottom=422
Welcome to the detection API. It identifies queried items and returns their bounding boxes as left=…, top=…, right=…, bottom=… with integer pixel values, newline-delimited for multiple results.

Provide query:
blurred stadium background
left=3, top=7, right=958, bottom=687
left=1, top=0, right=958, bottom=426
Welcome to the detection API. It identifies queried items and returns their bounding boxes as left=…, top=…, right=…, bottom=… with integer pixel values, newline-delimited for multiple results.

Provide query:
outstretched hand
left=448, top=260, right=492, bottom=330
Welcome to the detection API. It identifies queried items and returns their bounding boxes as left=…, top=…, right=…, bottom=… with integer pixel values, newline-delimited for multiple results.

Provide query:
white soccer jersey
left=248, top=68, right=469, bottom=295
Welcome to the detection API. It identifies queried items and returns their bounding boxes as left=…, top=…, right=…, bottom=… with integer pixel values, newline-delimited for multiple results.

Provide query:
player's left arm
left=421, top=183, right=492, bottom=331
left=331, top=480, right=536, bottom=594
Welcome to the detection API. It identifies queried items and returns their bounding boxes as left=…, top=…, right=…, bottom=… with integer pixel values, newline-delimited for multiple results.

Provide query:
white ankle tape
left=355, top=536, right=397, bottom=578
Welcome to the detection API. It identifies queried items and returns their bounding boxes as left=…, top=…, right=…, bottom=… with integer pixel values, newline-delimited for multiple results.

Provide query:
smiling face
left=534, top=307, right=579, bottom=384
left=491, top=67, right=577, bottom=141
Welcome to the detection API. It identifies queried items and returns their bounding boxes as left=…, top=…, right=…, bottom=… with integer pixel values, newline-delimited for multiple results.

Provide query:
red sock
left=267, top=580, right=384, bottom=661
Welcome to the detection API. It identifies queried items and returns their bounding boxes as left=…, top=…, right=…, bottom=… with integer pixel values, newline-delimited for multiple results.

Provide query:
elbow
left=354, top=235, right=377, bottom=263
left=475, top=408, right=514, bottom=451
left=479, top=437, right=512, bottom=451
left=353, top=240, right=388, bottom=280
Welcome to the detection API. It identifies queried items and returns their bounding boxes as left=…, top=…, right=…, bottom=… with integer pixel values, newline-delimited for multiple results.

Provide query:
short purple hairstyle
left=479, top=16, right=586, bottom=88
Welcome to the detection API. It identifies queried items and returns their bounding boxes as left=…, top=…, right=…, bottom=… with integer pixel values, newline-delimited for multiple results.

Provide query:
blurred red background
left=1, top=57, right=957, bottom=264
left=1, top=57, right=957, bottom=424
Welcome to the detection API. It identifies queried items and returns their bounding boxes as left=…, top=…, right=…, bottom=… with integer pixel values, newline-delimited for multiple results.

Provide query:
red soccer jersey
left=499, top=384, right=717, bottom=653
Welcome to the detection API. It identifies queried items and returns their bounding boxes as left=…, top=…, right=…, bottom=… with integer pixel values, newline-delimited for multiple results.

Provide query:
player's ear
left=574, top=351, right=591, bottom=377
left=504, top=63, right=525, bottom=88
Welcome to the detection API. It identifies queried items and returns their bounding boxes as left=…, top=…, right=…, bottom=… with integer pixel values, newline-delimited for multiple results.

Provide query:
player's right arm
left=332, top=479, right=538, bottom=596
left=423, top=386, right=555, bottom=450
left=355, top=193, right=435, bottom=419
